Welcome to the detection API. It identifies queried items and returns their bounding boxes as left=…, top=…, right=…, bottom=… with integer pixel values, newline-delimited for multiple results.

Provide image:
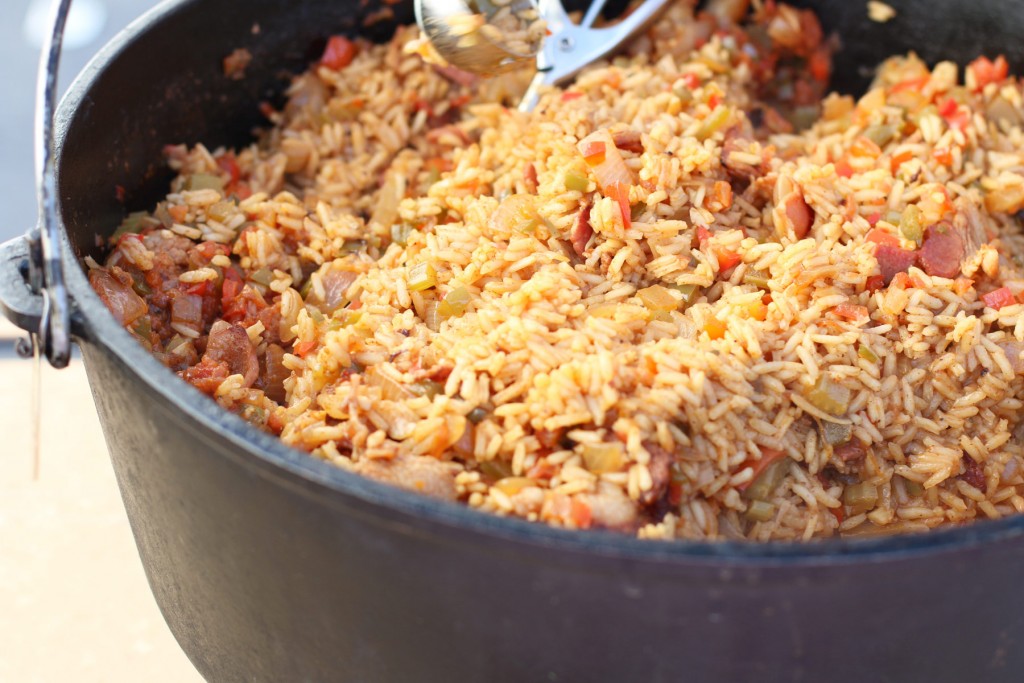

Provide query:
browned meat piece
left=960, top=455, right=986, bottom=491
left=205, top=320, right=260, bottom=387
left=612, top=129, right=644, bottom=154
left=348, top=454, right=460, bottom=500
left=875, top=244, right=917, bottom=285
left=640, top=442, right=673, bottom=506
left=571, top=200, right=594, bottom=256
left=181, top=356, right=231, bottom=395
left=918, top=222, right=965, bottom=279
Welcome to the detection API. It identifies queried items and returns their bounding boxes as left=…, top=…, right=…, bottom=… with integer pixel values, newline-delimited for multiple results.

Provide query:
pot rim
left=57, top=0, right=1024, bottom=566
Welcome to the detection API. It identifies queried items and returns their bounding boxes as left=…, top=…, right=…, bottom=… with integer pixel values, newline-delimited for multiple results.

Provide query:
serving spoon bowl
left=416, top=0, right=675, bottom=109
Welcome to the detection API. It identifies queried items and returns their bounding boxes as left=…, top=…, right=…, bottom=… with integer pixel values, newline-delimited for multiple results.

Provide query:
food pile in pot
left=89, top=0, right=1024, bottom=540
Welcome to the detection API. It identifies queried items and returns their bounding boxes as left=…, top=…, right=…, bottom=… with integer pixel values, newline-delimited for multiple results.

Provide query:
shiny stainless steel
left=414, top=0, right=540, bottom=76
left=29, top=0, right=74, bottom=369
left=518, top=0, right=672, bottom=111
left=415, top=0, right=673, bottom=112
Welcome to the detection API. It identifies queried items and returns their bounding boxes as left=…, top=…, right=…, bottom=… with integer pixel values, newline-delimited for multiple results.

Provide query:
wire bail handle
left=27, top=0, right=74, bottom=369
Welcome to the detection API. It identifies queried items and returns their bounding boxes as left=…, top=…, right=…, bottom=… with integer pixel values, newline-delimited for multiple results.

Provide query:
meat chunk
left=640, top=442, right=673, bottom=506
left=578, top=483, right=640, bottom=532
left=612, top=129, right=644, bottom=154
left=348, top=454, right=459, bottom=501
left=89, top=267, right=147, bottom=326
left=960, top=455, right=986, bottom=491
left=918, top=222, right=965, bottom=279
left=205, top=320, right=259, bottom=387
left=875, top=244, right=917, bottom=285
left=570, top=200, right=594, bottom=256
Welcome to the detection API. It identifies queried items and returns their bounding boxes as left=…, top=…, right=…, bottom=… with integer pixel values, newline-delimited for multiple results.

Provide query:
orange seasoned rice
left=90, top=0, right=1024, bottom=540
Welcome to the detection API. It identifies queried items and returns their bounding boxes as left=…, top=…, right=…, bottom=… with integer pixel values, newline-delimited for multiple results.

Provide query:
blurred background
left=0, top=0, right=162, bottom=242
left=1, top=0, right=203, bottom=680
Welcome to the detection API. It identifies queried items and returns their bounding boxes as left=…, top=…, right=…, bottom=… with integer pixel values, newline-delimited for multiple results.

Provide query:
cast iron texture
left=14, top=0, right=1024, bottom=680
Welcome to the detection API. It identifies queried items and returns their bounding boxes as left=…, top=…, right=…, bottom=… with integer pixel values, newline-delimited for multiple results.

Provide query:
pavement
left=0, top=318, right=203, bottom=682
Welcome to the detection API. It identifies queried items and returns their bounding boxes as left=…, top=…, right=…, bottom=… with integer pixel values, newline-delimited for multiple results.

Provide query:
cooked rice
left=90, top=0, right=1024, bottom=541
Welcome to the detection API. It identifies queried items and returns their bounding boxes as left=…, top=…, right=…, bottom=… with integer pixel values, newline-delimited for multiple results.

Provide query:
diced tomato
left=716, top=250, right=742, bottom=271
left=696, top=226, right=712, bottom=246
left=953, top=277, right=974, bottom=296
left=320, top=35, right=357, bottom=70
left=968, top=55, right=1009, bottom=91
left=866, top=212, right=881, bottom=227
left=607, top=182, right=632, bottom=230
left=185, top=280, right=211, bottom=297
left=746, top=299, right=768, bottom=321
left=527, top=459, right=557, bottom=479
left=449, top=94, right=471, bottom=108
left=705, top=318, right=727, bottom=340
left=570, top=498, right=592, bottom=529
left=293, top=340, right=317, bottom=357
left=830, top=505, right=845, bottom=524
left=809, top=46, right=830, bottom=83
left=231, top=182, right=253, bottom=200
left=579, top=140, right=606, bottom=165
left=834, top=157, right=854, bottom=178
left=938, top=97, right=958, bottom=119
left=850, top=136, right=882, bottom=158
left=982, top=287, right=1016, bottom=310
left=866, top=228, right=901, bottom=248
left=561, top=91, right=584, bottom=102
left=865, top=274, right=885, bottom=293
left=736, top=447, right=787, bottom=492
left=679, top=73, right=701, bottom=90
left=891, top=76, right=929, bottom=93
left=933, top=147, right=954, bottom=166
left=833, top=302, right=869, bottom=321
left=168, top=205, right=189, bottom=223
left=890, top=150, right=915, bottom=174
left=891, top=272, right=914, bottom=289
left=707, top=93, right=722, bottom=109
left=216, top=154, right=241, bottom=185
left=220, top=267, right=244, bottom=307
left=938, top=98, right=970, bottom=131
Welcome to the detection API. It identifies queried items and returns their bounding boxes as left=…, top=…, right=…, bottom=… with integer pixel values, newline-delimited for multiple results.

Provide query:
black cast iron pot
left=3, top=1, right=1024, bottom=681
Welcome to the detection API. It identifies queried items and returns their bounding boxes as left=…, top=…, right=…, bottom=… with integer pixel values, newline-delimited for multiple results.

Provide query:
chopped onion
left=438, top=285, right=470, bottom=318
left=637, top=285, right=678, bottom=312
left=746, top=500, right=776, bottom=522
left=804, top=374, right=851, bottom=416
left=490, top=195, right=541, bottom=234
left=408, top=262, right=437, bottom=291
left=365, top=366, right=414, bottom=402
left=577, top=130, right=633, bottom=196
left=843, top=482, right=878, bottom=514
left=89, top=269, right=148, bottom=326
left=369, top=173, right=405, bottom=231
left=582, top=442, right=625, bottom=474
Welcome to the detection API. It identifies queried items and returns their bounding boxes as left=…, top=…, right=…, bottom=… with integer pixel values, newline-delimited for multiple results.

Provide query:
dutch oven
left=2, top=0, right=1024, bottom=681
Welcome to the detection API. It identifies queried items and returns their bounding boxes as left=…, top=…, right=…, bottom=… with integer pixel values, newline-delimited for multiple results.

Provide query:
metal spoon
left=416, top=0, right=674, bottom=111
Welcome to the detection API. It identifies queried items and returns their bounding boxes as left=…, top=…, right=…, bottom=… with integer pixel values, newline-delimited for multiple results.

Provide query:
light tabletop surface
left=0, top=318, right=203, bottom=682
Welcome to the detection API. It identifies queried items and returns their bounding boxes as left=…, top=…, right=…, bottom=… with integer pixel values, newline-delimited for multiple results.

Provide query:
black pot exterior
left=84, top=336, right=1024, bottom=683
left=33, top=0, right=1024, bottom=680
